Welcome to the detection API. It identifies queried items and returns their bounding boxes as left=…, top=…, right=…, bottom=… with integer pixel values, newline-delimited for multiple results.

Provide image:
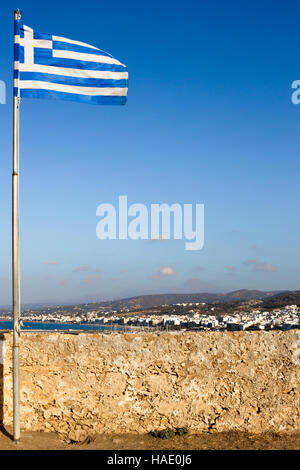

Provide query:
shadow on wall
left=0, top=334, right=12, bottom=439
left=0, top=334, right=3, bottom=426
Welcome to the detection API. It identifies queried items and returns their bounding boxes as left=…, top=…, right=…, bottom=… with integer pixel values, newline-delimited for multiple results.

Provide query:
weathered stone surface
left=0, top=331, right=299, bottom=438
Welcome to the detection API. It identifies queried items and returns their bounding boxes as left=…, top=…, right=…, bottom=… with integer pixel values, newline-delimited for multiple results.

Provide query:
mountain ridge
left=87, top=289, right=287, bottom=311
left=0, top=288, right=292, bottom=312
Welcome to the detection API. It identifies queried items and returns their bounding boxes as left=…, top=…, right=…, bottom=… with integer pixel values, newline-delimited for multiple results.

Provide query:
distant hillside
left=96, top=289, right=285, bottom=311
left=260, top=290, right=300, bottom=309
left=2, top=289, right=291, bottom=315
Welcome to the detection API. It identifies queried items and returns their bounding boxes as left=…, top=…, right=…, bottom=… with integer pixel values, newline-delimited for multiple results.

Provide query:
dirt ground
left=0, top=427, right=299, bottom=450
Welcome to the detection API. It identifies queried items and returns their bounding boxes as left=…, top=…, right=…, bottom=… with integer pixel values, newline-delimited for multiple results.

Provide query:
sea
left=0, top=320, right=124, bottom=332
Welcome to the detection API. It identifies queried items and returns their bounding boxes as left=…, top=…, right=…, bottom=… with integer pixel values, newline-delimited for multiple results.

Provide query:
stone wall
left=0, top=331, right=299, bottom=440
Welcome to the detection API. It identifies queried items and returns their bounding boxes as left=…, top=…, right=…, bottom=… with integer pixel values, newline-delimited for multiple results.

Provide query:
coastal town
left=0, top=301, right=299, bottom=332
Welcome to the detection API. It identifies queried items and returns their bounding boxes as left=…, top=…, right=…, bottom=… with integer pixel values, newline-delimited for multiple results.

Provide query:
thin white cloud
left=244, top=259, right=277, bottom=272
left=44, top=260, right=59, bottom=266
left=152, top=266, right=177, bottom=280
left=255, top=263, right=277, bottom=272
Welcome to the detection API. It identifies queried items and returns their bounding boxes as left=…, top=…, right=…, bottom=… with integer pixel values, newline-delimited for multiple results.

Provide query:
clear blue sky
left=0, top=0, right=300, bottom=305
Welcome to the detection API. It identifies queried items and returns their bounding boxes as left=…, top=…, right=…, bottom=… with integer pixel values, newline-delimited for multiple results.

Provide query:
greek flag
left=14, top=21, right=128, bottom=105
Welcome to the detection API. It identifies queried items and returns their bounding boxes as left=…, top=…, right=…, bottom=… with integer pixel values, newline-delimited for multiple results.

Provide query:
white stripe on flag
left=18, top=37, right=52, bottom=48
left=16, top=79, right=128, bottom=96
left=17, top=62, right=128, bottom=80
left=52, top=49, right=125, bottom=67
left=52, top=35, right=100, bottom=51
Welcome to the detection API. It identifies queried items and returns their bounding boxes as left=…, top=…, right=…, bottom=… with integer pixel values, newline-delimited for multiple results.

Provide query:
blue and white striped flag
left=14, top=21, right=128, bottom=105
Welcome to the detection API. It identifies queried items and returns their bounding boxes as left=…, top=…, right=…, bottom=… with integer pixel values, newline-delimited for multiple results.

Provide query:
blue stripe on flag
left=19, top=71, right=128, bottom=88
left=18, top=88, right=127, bottom=105
left=14, top=44, right=19, bottom=62
left=14, top=20, right=20, bottom=62
left=14, top=19, right=19, bottom=37
left=34, top=48, right=53, bottom=59
left=18, top=23, right=24, bottom=38
left=52, top=41, right=112, bottom=57
left=19, top=45, right=24, bottom=63
left=33, top=30, right=52, bottom=41
left=34, top=55, right=126, bottom=72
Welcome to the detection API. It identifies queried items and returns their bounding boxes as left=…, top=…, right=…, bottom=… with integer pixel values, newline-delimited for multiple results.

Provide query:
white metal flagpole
left=12, top=8, right=21, bottom=442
